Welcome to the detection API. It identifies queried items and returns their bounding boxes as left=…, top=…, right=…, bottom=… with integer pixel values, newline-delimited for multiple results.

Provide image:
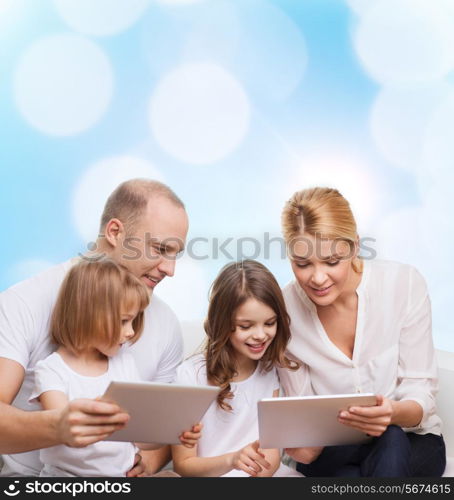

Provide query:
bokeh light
left=354, top=0, right=454, bottom=86
left=149, top=62, right=251, bottom=165
left=370, top=83, right=451, bottom=171
left=14, top=34, right=113, bottom=136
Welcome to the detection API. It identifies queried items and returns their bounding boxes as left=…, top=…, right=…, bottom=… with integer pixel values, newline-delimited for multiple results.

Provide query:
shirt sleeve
left=29, top=357, right=68, bottom=405
left=0, top=290, right=34, bottom=369
left=394, top=266, right=438, bottom=431
left=152, top=316, right=184, bottom=384
left=277, top=357, right=313, bottom=397
left=175, top=358, right=200, bottom=385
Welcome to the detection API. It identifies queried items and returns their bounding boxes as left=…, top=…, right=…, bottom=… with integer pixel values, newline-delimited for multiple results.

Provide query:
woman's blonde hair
left=50, top=258, right=149, bottom=354
left=281, top=187, right=362, bottom=273
left=204, top=260, right=299, bottom=412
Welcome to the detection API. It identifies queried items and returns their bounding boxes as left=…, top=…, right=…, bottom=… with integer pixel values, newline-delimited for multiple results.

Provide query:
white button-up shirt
left=278, top=259, right=442, bottom=436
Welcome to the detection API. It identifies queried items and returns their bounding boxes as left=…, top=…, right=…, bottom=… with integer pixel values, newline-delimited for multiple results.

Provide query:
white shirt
left=175, top=354, right=280, bottom=477
left=0, top=258, right=183, bottom=476
left=278, top=259, right=442, bottom=436
left=29, top=351, right=140, bottom=477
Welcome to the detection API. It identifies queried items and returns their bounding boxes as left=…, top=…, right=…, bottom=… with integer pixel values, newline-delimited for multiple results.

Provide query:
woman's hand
left=178, top=423, right=203, bottom=448
left=337, top=395, right=394, bottom=437
left=230, top=440, right=271, bottom=477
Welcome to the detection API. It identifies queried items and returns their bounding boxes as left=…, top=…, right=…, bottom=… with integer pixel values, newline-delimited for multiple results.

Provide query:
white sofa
left=181, top=321, right=454, bottom=477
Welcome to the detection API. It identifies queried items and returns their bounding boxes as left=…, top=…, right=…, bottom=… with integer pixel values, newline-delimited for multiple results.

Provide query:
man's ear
left=104, top=218, right=124, bottom=247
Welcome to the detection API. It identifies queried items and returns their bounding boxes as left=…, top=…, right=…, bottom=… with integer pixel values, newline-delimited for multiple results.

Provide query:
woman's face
left=230, top=298, right=278, bottom=365
left=289, top=232, right=357, bottom=307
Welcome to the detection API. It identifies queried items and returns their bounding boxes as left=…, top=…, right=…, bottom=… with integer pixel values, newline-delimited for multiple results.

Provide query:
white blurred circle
left=149, top=63, right=251, bottom=165
left=53, top=0, right=151, bottom=36
left=14, top=34, right=113, bottom=136
left=370, top=83, right=451, bottom=170
left=354, top=0, right=454, bottom=86
left=8, top=259, right=55, bottom=284
left=234, top=1, right=308, bottom=101
left=156, top=256, right=209, bottom=322
left=420, top=91, right=454, bottom=194
left=72, top=156, right=165, bottom=243
left=292, top=154, right=383, bottom=235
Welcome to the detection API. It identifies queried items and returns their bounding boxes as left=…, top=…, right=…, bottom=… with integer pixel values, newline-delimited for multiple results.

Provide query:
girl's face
left=290, top=232, right=357, bottom=307
left=230, top=298, right=278, bottom=365
left=96, top=304, right=140, bottom=358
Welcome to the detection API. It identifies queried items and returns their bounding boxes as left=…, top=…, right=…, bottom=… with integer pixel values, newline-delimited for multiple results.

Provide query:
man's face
left=112, top=197, right=189, bottom=292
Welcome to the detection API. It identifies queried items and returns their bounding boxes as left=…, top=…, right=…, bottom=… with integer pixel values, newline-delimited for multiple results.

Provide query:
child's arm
left=135, top=422, right=202, bottom=451
left=39, top=390, right=69, bottom=410
left=172, top=439, right=272, bottom=477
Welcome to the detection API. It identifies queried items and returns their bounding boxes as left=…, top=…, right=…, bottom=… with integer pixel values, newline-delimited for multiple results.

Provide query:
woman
left=278, top=187, right=446, bottom=477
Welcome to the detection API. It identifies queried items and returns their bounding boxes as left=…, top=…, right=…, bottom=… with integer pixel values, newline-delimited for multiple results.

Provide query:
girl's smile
left=230, top=298, right=277, bottom=369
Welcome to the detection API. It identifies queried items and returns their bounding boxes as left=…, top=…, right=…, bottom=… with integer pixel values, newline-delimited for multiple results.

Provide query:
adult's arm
left=0, top=357, right=130, bottom=454
left=339, top=267, right=435, bottom=434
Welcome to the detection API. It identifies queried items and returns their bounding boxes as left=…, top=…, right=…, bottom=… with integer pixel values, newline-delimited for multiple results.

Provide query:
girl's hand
left=230, top=440, right=271, bottom=477
left=178, top=423, right=203, bottom=448
left=337, top=395, right=394, bottom=437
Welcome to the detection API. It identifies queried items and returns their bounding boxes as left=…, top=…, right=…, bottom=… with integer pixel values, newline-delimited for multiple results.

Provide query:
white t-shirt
left=0, top=258, right=183, bottom=476
left=175, top=354, right=279, bottom=477
left=278, top=259, right=442, bottom=436
left=29, top=351, right=140, bottom=477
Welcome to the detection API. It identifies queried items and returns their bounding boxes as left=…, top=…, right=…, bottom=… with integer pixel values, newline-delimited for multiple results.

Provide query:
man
left=0, top=178, right=190, bottom=476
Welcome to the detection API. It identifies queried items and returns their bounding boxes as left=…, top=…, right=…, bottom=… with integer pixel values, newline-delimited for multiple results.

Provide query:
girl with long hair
left=172, top=260, right=300, bottom=477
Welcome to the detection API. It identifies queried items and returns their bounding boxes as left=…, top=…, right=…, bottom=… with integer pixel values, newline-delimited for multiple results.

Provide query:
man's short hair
left=99, top=178, right=185, bottom=236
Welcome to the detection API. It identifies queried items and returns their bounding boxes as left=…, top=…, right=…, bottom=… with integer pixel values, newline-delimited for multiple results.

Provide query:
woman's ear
left=353, top=235, right=360, bottom=258
left=104, top=218, right=125, bottom=248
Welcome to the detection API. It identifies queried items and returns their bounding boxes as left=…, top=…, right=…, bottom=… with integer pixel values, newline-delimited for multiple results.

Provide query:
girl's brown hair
left=50, top=258, right=149, bottom=354
left=281, top=187, right=363, bottom=273
left=204, top=260, right=299, bottom=411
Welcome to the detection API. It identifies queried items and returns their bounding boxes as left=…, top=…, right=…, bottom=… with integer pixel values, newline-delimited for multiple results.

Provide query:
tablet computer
left=102, top=381, right=220, bottom=444
left=258, top=393, right=377, bottom=449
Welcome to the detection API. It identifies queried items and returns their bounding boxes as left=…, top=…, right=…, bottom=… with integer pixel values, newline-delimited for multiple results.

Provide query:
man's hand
left=178, top=423, right=203, bottom=448
left=56, top=398, right=130, bottom=447
left=337, top=394, right=393, bottom=437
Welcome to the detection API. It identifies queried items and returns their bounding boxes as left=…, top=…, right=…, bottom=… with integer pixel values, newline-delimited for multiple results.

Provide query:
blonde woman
left=279, top=187, right=446, bottom=477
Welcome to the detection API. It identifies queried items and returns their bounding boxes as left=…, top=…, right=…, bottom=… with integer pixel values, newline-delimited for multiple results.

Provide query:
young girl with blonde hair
left=172, top=260, right=301, bottom=477
left=279, top=186, right=446, bottom=477
left=30, top=258, right=196, bottom=477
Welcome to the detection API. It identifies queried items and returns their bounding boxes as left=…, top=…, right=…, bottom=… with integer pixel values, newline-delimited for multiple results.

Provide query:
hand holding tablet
left=258, top=393, right=377, bottom=449
left=101, top=381, right=219, bottom=445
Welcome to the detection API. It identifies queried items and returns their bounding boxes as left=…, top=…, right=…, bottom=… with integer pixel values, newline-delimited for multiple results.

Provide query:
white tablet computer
left=258, top=393, right=377, bottom=449
left=102, top=381, right=219, bottom=444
